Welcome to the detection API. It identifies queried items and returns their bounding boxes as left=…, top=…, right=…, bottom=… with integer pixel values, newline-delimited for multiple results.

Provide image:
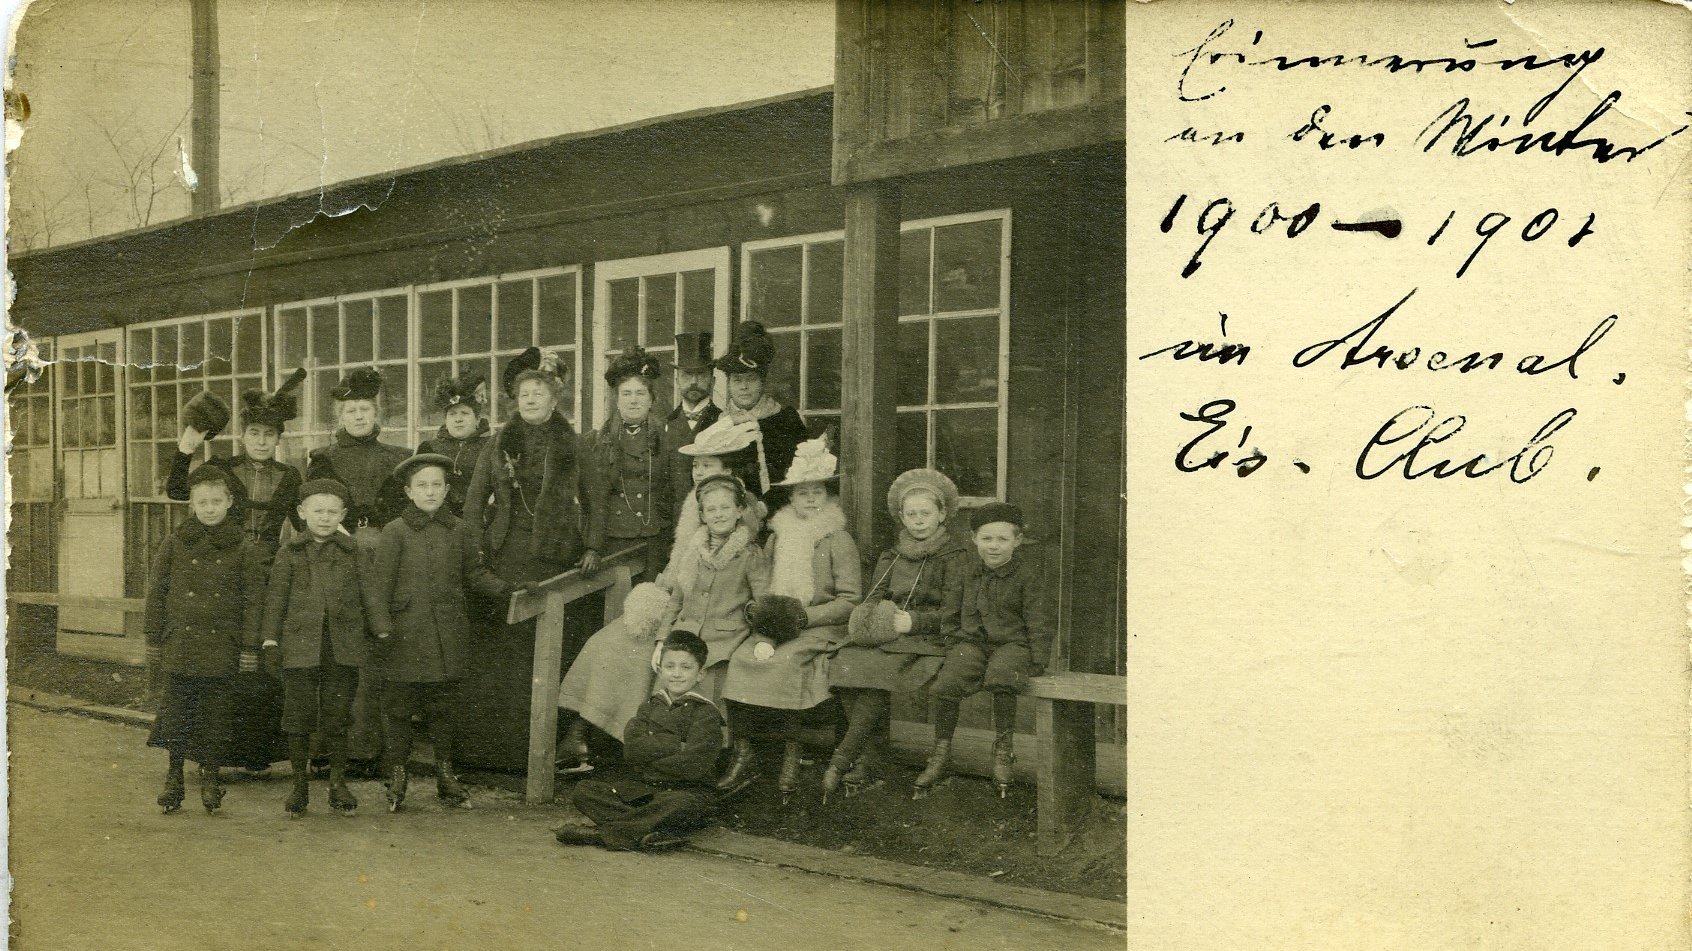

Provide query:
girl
left=719, top=437, right=862, bottom=801
left=579, top=348, right=674, bottom=582
left=825, top=469, right=969, bottom=801
left=415, top=373, right=492, bottom=518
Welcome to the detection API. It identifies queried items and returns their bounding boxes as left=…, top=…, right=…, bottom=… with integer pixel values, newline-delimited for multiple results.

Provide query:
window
left=895, top=211, right=1010, bottom=502
left=126, top=311, right=267, bottom=499
left=740, top=232, right=844, bottom=433
left=8, top=338, right=54, bottom=501
left=415, top=267, right=583, bottom=433
left=592, top=248, right=730, bottom=427
left=272, top=290, right=411, bottom=466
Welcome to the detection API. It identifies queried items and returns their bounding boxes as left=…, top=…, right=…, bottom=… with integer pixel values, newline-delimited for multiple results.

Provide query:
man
left=660, top=332, right=722, bottom=509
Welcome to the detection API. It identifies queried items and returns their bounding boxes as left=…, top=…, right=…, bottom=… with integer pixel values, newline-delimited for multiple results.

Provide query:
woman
left=579, top=348, right=674, bottom=582
left=713, top=321, right=809, bottom=506
left=824, top=469, right=969, bottom=801
left=305, top=367, right=410, bottom=538
left=415, top=373, right=492, bottom=518
left=458, top=347, right=587, bottom=769
left=718, top=437, right=862, bottom=800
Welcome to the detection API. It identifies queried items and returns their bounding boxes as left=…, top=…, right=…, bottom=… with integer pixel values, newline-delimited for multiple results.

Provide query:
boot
left=157, top=761, right=186, bottom=813
left=992, top=731, right=1016, bottom=798
left=777, top=741, right=803, bottom=803
left=715, top=738, right=760, bottom=795
left=844, top=740, right=883, bottom=796
left=912, top=739, right=952, bottom=800
left=436, top=760, right=472, bottom=809
left=553, top=718, right=593, bottom=775
left=820, top=754, right=847, bottom=805
left=554, top=824, right=605, bottom=848
left=326, top=738, right=358, bottom=816
left=199, top=765, right=225, bottom=814
left=386, top=765, right=408, bottom=812
left=284, top=737, right=311, bottom=816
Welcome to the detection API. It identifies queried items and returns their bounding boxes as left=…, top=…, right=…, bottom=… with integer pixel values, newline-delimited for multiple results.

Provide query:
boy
left=261, top=479, right=381, bottom=816
left=367, top=454, right=510, bottom=811
left=144, top=465, right=267, bottom=813
left=555, top=630, right=723, bottom=851
left=915, top=503, right=1054, bottom=799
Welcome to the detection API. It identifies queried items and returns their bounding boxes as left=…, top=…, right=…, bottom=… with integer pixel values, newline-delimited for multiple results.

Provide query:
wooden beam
left=189, top=0, right=220, bottom=216
left=1036, top=696, right=1098, bottom=856
left=834, top=98, right=1125, bottom=187
left=1026, top=672, right=1127, bottom=704
left=839, top=182, right=902, bottom=558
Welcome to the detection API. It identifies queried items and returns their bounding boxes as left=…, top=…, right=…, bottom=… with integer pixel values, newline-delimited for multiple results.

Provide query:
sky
left=5, top=0, right=835, bottom=250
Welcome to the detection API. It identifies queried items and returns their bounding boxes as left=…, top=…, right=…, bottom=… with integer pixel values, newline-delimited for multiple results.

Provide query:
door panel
left=56, top=329, right=127, bottom=637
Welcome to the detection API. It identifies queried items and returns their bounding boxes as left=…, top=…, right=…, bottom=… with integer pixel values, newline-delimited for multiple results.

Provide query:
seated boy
left=555, top=630, right=722, bottom=851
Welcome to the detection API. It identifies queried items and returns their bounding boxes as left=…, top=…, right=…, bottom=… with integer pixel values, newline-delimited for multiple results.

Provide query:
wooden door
left=55, top=329, right=127, bottom=642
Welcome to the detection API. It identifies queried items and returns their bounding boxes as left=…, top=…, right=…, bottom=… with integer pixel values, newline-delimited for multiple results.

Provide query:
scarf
left=766, top=501, right=847, bottom=606
left=893, top=529, right=959, bottom=561
left=665, top=523, right=753, bottom=597
left=715, top=394, right=783, bottom=491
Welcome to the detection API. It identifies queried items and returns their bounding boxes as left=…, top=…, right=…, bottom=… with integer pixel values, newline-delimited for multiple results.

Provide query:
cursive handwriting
left=1418, top=92, right=1691, bottom=164
left=1356, top=406, right=1577, bottom=482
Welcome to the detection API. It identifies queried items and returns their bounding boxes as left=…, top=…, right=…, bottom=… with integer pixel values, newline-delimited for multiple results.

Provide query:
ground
left=7, top=705, right=1119, bottom=951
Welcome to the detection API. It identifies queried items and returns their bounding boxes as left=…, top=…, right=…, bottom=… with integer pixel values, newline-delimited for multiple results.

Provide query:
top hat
left=713, top=321, right=776, bottom=376
left=671, top=332, right=715, bottom=372
left=330, top=366, right=383, bottom=402
left=432, top=374, right=488, bottom=414
left=240, top=367, right=307, bottom=432
left=182, top=390, right=231, bottom=438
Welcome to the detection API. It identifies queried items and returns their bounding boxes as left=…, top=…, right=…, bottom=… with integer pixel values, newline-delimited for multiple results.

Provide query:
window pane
left=896, top=321, right=928, bottom=406
left=157, top=444, right=178, bottom=493
left=538, top=274, right=576, bottom=346
left=377, top=295, right=409, bottom=360
left=81, top=358, right=97, bottom=393
left=130, top=386, right=153, bottom=440
left=100, top=396, right=116, bottom=446
left=180, top=321, right=205, bottom=374
left=419, top=291, right=452, bottom=358
left=97, top=357, right=114, bottom=393
left=417, top=361, right=454, bottom=430
left=497, top=280, right=534, bottom=351
left=806, top=241, right=844, bottom=326
left=343, top=299, right=374, bottom=364
left=313, top=369, right=339, bottom=431
left=806, top=328, right=842, bottom=411
left=127, top=445, right=150, bottom=498
left=30, top=397, right=50, bottom=444
left=379, top=363, right=408, bottom=430
left=680, top=269, right=715, bottom=334
left=644, top=274, right=677, bottom=342
left=209, top=438, right=235, bottom=460
left=206, top=316, right=232, bottom=366
left=458, top=284, right=492, bottom=354
left=608, top=278, right=640, bottom=350
left=895, top=410, right=927, bottom=475
left=129, top=329, right=153, bottom=383
left=747, top=247, right=801, bottom=328
left=765, top=331, right=800, bottom=409
left=934, top=408, right=998, bottom=497
left=81, top=400, right=100, bottom=448
left=933, top=219, right=1002, bottom=312
left=157, top=385, right=179, bottom=435
left=899, top=228, right=932, bottom=315
left=233, top=313, right=262, bottom=373
left=278, top=308, right=306, bottom=368
left=934, top=316, right=1000, bottom=404
left=310, top=305, right=340, bottom=365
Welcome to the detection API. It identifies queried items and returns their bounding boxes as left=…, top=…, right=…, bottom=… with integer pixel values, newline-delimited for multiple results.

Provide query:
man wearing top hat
left=659, top=332, right=722, bottom=519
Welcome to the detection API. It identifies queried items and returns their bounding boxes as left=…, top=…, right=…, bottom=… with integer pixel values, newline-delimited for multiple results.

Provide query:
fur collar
left=715, top=394, right=782, bottom=422
left=400, top=504, right=457, bottom=531
left=665, top=523, right=754, bottom=596
left=287, top=528, right=357, bottom=552
left=893, top=529, right=966, bottom=561
left=767, top=501, right=846, bottom=605
left=334, top=426, right=386, bottom=447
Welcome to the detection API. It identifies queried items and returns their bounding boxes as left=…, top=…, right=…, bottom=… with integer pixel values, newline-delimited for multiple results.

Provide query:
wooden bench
left=1025, top=671, right=1126, bottom=856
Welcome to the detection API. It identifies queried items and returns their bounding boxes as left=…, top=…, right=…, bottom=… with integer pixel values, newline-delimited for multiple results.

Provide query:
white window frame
left=8, top=337, right=56, bottom=501
left=739, top=228, right=845, bottom=426
left=270, top=287, right=413, bottom=463
left=592, top=246, right=732, bottom=429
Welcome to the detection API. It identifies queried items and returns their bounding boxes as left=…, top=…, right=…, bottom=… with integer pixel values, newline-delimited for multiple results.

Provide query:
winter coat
left=662, top=524, right=771, bottom=668
left=306, top=428, right=410, bottom=529
left=715, top=396, right=807, bottom=500
left=166, top=453, right=303, bottom=549
left=861, top=530, right=972, bottom=656
left=580, top=414, right=673, bottom=552
left=660, top=400, right=721, bottom=513
left=143, top=518, right=267, bottom=677
left=462, top=411, right=584, bottom=568
left=943, top=551, right=1056, bottom=675
left=621, top=689, right=723, bottom=787
left=416, top=421, right=491, bottom=518
left=261, top=531, right=382, bottom=669
left=366, top=505, right=509, bottom=683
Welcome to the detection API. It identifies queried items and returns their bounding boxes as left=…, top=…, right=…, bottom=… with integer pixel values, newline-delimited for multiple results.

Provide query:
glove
left=578, top=550, right=601, bottom=575
left=238, top=651, right=259, bottom=674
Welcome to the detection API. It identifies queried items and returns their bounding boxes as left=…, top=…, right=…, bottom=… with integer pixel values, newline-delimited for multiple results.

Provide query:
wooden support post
left=1036, top=697, right=1097, bottom=856
left=189, top=0, right=220, bottom=215
left=840, top=182, right=902, bottom=554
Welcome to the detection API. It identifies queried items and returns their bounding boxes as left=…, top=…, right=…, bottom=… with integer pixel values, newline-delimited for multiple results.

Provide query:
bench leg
left=1037, top=697, right=1096, bottom=856
left=525, top=594, right=568, bottom=805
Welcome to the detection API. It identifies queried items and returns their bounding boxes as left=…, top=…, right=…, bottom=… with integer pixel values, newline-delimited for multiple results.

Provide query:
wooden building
left=8, top=0, right=1124, bottom=789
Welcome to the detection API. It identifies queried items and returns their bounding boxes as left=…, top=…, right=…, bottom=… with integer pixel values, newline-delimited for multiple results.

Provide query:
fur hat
left=330, top=366, right=383, bottom=402
left=970, top=502, right=1025, bottom=532
left=297, top=478, right=351, bottom=507
left=887, top=468, right=959, bottom=524
left=393, top=452, right=453, bottom=487
left=846, top=599, right=902, bottom=648
left=182, top=390, right=231, bottom=438
left=714, top=321, right=776, bottom=376
left=432, top=373, right=487, bottom=414
left=604, top=347, right=663, bottom=390
left=185, top=463, right=237, bottom=496
left=748, top=595, right=809, bottom=646
left=773, top=434, right=839, bottom=487
left=677, top=416, right=759, bottom=457
left=240, top=367, right=306, bottom=432
left=620, top=582, right=671, bottom=639
left=671, top=332, right=714, bottom=371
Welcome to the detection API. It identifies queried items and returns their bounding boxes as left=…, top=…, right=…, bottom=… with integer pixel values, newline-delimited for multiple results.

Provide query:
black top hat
left=671, top=332, right=714, bottom=371
left=713, top=321, right=776, bottom=376
left=182, top=390, right=231, bottom=438
left=432, top=373, right=487, bottom=413
left=604, top=347, right=664, bottom=389
left=240, top=367, right=306, bottom=432
left=330, top=366, right=383, bottom=402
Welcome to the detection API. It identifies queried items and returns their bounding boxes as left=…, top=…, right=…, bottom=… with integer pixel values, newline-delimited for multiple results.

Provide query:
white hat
left=773, top=435, right=839, bottom=487
left=678, top=417, right=760, bottom=457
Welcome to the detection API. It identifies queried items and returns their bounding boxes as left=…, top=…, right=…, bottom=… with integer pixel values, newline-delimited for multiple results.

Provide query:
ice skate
left=777, top=741, right=803, bottom=804
left=386, top=765, right=408, bottom=812
left=911, top=739, right=952, bottom=800
left=199, top=765, right=225, bottom=814
left=435, top=760, right=472, bottom=809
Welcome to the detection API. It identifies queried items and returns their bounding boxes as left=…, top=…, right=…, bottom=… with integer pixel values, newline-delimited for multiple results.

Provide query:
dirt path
left=7, top=705, right=1120, bottom=951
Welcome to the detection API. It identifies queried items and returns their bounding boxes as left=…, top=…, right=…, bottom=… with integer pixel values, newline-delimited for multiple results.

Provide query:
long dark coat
left=306, top=428, right=410, bottom=529
left=416, top=421, right=491, bottom=518
left=166, top=453, right=303, bottom=548
left=659, top=400, right=721, bottom=513
left=366, top=505, right=509, bottom=683
left=462, top=411, right=584, bottom=571
left=144, top=518, right=267, bottom=677
left=261, top=531, right=382, bottom=669
left=580, top=414, right=673, bottom=555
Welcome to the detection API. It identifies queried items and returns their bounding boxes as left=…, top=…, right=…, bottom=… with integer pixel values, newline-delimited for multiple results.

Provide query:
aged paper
left=1127, top=2, right=1690, bottom=947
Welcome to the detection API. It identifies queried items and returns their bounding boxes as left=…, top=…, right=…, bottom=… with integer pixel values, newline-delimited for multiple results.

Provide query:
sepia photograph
left=3, top=1, right=1128, bottom=947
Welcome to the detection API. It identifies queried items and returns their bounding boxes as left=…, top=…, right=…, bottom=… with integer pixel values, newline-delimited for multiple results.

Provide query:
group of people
left=143, top=320, right=1053, bottom=853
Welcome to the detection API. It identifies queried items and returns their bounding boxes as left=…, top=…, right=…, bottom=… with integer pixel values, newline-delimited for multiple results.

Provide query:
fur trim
left=661, top=491, right=764, bottom=590
left=766, top=501, right=847, bottom=606
left=665, top=523, right=754, bottom=599
left=620, top=582, right=671, bottom=640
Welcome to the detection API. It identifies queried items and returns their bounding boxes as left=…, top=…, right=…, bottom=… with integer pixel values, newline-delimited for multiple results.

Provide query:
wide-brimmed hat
left=240, top=367, right=306, bottom=431
left=677, top=416, right=760, bottom=457
left=886, top=468, right=959, bottom=524
left=393, top=453, right=454, bottom=486
left=182, top=390, right=231, bottom=438
left=749, top=595, right=809, bottom=646
left=432, top=373, right=488, bottom=414
left=330, top=366, right=383, bottom=402
left=604, top=347, right=663, bottom=389
left=772, top=435, right=839, bottom=487
left=671, top=332, right=714, bottom=371
left=713, top=321, right=776, bottom=376
left=846, top=600, right=901, bottom=648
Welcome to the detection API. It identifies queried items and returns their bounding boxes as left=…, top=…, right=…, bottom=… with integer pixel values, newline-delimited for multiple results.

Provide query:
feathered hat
left=604, top=347, right=663, bottom=389
left=677, top=416, right=760, bottom=457
left=773, top=433, right=839, bottom=487
left=329, top=366, right=383, bottom=402
left=502, top=346, right=564, bottom=397
left=713, top=321, right=776, bottom=376
left=240, top=367, right=307, bottom=431
left=748, top=595, right=809, bottom=646
left=432, top=373, right=487, bottom=414
left=181, top=390, right=231, bottom=438
left=887, top=468, right=959, bottom=524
